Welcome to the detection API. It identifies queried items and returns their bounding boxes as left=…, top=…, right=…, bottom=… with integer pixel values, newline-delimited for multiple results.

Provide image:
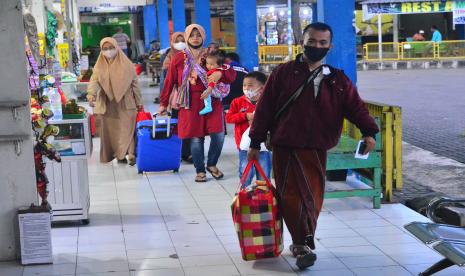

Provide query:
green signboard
left=365, top=1, right=454, bottom=15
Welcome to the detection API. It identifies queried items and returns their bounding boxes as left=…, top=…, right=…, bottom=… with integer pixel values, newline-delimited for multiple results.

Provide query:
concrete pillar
left=143, top=4, right=158, bottom=50
left=172, top=0, right=186, bottom=32
left=0, top=0, right=38, bottom=260
left=157, top=0, right=170, bottom=49
left=30, top=0, right=46, bottom=34
left=317, top=0, right=357, bottom=84
left=234, top=0, right=259, bottom=71
left=194, top=0, right=212, bottom=44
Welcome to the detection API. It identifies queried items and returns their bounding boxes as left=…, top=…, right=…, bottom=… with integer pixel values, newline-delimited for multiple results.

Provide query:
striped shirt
left=112, top=33, right=130, bottom=50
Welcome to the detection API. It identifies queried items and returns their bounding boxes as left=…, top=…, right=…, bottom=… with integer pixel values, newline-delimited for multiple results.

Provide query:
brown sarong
left=272, top=146, right=327, bottom=249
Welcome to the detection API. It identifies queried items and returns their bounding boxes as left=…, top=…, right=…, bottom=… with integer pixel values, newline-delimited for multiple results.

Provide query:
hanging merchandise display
left=46, top=10, right=58, bottom=56
left=27, top=49, right=62, bottom=207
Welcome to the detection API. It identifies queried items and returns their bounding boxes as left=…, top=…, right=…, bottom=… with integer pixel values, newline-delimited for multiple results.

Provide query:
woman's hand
left=87, top=95, right=95, bottom=107
left=208, top=71, right=222, bottom=84
left=158, top=105, right=167, bottom=115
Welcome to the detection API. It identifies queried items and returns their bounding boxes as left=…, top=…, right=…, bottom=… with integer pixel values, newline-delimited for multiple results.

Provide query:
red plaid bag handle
left=237, top=160, right=272, bottom=192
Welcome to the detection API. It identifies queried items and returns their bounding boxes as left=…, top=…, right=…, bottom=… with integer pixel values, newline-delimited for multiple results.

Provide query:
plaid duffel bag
left=231, top=160, right=283, bottom=261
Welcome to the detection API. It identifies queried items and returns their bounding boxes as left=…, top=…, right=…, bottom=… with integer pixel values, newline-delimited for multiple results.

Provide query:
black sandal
left=290, top=244, right=311, bottom=258
left=296, top=251, right=317, bottom=270
left=206, top=167, right=224, bottom=180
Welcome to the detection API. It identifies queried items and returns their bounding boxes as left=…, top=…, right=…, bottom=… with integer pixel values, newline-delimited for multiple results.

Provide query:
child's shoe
left=199, top=95, right=212, bottom=115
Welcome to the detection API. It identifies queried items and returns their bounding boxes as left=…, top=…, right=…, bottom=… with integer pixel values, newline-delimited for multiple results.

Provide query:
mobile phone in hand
left=355, top=140, right=369, bottom=160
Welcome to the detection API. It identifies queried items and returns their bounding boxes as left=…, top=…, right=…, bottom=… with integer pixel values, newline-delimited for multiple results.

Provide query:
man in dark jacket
left=248, top=22, right=379, bottom=270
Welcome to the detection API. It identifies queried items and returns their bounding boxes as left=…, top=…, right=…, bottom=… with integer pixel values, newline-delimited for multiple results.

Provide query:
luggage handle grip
left=152, top=112, right=172, bottom=139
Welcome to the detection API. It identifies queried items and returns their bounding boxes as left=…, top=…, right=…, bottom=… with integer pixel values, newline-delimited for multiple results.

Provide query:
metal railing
left=363, top=40, right=465, bottom=62
left=342, top=101, right=403, bottom=202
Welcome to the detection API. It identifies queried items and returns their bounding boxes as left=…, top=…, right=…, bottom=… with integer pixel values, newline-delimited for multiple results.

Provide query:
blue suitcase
left=136, top=113, right=182, bottom=174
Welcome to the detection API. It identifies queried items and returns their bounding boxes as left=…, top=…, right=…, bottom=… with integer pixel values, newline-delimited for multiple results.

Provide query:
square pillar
left=194, top=0, right=212, bottom=44
left=234, top=0, right=258, bottom=70
left=157, top=0, right=170, bottom=49
left=317, top=0, right=357, bottom=84
left=172, top=0, right=186, bottom=32
left=143, top=4, right=158, bottom=50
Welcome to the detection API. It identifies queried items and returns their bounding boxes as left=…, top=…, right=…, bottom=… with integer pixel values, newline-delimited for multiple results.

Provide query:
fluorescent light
left=269, top=6, right=275, bottom=13
left=303, top=9, right=309, bottom=15
left=279, top=11, right=285, bottom=16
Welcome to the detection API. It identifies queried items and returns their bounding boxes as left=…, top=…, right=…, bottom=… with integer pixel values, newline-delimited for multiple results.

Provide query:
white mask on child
left=173, top=42, right=187, bottom=51
left=244, top=89, right=260, bottom=100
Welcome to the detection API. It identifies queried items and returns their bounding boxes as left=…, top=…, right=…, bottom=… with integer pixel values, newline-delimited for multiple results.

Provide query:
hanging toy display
left=28, top=51, right=62, bottom=207
left=46, top=10, right=58, bottom=57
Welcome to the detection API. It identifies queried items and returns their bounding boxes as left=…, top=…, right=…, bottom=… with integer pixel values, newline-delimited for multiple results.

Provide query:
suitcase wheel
left=138, top=170, right=143, bottom=174
left=81, top=219, right=90, bottom=225
left=173, top=169, right=179, bottom=173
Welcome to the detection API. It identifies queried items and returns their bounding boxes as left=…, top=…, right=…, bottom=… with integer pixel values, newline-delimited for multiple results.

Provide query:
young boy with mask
left=225, top=71, right=271, bottom=186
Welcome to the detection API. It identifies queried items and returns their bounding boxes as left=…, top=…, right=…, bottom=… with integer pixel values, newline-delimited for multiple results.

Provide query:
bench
left=325, top=119, right=383, bottom=209
left=405, top=197, right=465, bottom=275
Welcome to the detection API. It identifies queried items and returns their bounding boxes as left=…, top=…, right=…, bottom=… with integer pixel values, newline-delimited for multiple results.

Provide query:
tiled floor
left=3, top=135, right=465, bottom=276
left=3, top=79, right=464, bottom=275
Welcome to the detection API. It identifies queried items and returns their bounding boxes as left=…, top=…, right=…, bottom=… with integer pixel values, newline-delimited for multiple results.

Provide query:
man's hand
left=247, top=148, right=260, bottom=161
left=208, top=71, right=222, bottom=84
left=158, top=105, right=167, bottom=115
left=200, top=88, right=211, bottom=100
left=246, top=113, right=254, bottom=121
left=362, top=136, right=376, bottom=155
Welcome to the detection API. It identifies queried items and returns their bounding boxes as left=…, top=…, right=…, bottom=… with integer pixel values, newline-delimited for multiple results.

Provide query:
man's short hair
left=244, top=71, right=267, bottom=85
left=431, top=25, right=438, bottom=30
left=303, top=22, right=333, bottom=41
left=206, top=52, right=224, bottom=66
left=225, top=52, right=240, bottom=63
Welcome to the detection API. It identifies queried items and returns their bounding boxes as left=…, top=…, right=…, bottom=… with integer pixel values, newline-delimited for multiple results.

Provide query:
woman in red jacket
left=159, top=24, right=236, bottom=182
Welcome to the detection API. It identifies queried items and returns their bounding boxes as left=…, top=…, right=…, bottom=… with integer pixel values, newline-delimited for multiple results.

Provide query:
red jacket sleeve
left=225, top=98, right=248, bottom=124
left=218, top=65, right=237, bottom=84
left=160, top=52, right=183, bottom=107
left=249, top=68, right=279, bottom=149
left=340, top=72, right=379, bottom=138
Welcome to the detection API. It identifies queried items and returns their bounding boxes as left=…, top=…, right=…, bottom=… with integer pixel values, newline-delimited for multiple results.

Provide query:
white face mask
left=173, top=42, right=187, bottom=51
left=244, top=89, right=260, bottom=101
left=102, top=49, right=117, bottom=59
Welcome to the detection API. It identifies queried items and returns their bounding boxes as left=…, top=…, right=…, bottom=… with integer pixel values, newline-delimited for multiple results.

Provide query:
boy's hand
left=246, top=113, right=254, bottom=121
left=247, top=148, right=260, bottom=161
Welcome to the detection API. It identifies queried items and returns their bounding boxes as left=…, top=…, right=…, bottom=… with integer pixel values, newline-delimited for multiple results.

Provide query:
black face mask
left=304, top=46, right=329, bottom=62
left=188, top=42, right=202, bottom=49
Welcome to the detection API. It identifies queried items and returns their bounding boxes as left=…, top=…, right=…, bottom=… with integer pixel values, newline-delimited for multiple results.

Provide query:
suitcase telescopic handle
left=152, top=112, right=172, bottom=139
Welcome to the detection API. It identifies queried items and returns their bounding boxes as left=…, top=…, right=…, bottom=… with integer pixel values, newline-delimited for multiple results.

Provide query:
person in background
left=158, top=24, right=236, bottom=182
left=248, top=23, right=379, bottom=270
left=413, top=30, right=425, bottom=41
left=112, top=27, right=131, bottom=56
left=87, top=37, right=142, bottom=166
left=223, top=52, right=248, bottom=110
left=431, top=25, right=442, bottom=42
left=226, top=71, right=270, bottom=187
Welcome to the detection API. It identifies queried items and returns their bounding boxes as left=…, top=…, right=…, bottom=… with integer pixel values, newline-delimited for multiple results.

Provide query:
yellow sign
left=38, top=33, right=46, bottom=57
left=57, top=43, right=69, bottom=68
left=401, top=1, right=453, bottom=13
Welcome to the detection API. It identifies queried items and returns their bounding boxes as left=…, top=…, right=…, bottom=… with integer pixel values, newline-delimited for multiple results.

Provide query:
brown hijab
left=184, top=24, right=207, bottom=64
left=94, top=37, right=135, bottom=103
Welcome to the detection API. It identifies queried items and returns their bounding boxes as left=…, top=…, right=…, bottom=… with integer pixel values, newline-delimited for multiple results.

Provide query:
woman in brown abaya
left=87, top=37, right=142, bottom=165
